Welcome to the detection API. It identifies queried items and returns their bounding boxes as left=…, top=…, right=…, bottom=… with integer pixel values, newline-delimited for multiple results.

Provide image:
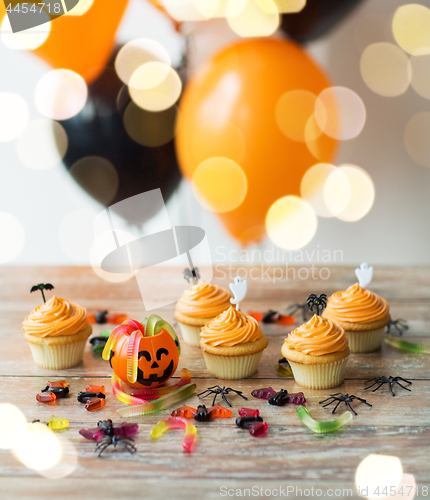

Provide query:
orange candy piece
left=85, top=385, right=105, bottom=394
left=36, top=393, right=56, bottom=403
left=85, top=397, right=105, bottom=412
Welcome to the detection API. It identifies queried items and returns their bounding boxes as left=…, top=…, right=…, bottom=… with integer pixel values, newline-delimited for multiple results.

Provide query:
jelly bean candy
left=238, top=408, right=260, bottom=417
left=47, top=380, right=67, bottom=388
left=36, top=393, right=56, bottom=403
left=236, top=415, right=263, bottom=429
left=42, top=386, right=69, bottom=398
left=47, top=415, right=69, bottom=430
left=269, top=389, right=291, bottom=406
left=85, top=385, right=105, bottom=394
left=249, top=421, right=268, bottom=437
left=78, top=391, right=106, bottom=403
left=251, top=387, right=276, bottom=400
left=85, top=397, right=105, bottom=411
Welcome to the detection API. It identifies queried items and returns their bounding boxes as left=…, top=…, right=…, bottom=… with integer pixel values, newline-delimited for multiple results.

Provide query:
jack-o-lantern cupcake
left=200, top=306, right=268, bottom=379
left=282, top=314, right=350, bottom=390
left=175, top=281, right=232, bottom=347
left=322, top=283, right=390, bottom=353
left=23, top=296, right=92, bottom=369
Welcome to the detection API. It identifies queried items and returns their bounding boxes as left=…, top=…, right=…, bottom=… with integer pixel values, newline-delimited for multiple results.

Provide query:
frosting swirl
left=324, top=283, right=389, bottom=324
left=284, top=314, right=348, bottom=356
left=200, top=306, right=262, bottom=347
left=175, top=281, right=232, bottom=319
left=23, top=296, right=89, bottom=337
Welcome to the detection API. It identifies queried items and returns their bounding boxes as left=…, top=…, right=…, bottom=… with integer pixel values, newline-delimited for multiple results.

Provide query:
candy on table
left=89, top=331, right=111, bottom=355
left=41, top=386, right=69, bottom=398
left=117, top=383, right=196, bottom=418
left=249, top=421, right=268, bottom=437
left=112, top=374, right=148, bottom=406
left=296, top=405, right=353, bottom=434
left=248, top=310, right=295, bottom=325
left=46, top=415, right=69, bottom=430
left=130, top=368, right=192, bottom=399
left=80, top=420, right=138, bottom=456
left=275, top=359, right=293, bottom=377
left=87, top=311, right=129, bottom=324
left=238, top=408, right=260, bottom=417
left=171, top=404, right=232, bottom=422
left=47, top=380, right=67, bottom=388
left=384, top=334, right=430, bottom=354
left=78, top=391, right=106, bottom=403
left=85, top=384, right=106, bottom=394
left=288, top=392, right=306, bottom=405
left=36, top=392, right=56, bottom=403
left=150, top=416, right=197, bottom=453
left=85, top=397, right=105, bottom=411
left=251, top=387, right=276, bottom=400
left=236, top=415, right=264, bottom=429
left=80, top=421, right=139, bottom=442
left=269, top=389, right=306, bottom=406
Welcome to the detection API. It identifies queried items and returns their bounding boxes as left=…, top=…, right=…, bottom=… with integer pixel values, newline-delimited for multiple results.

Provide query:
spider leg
left=395, top=377, right=412, bottom=385
left=371, top=382, right=385, bottom=393
left=319, top=396, right=336, bottom=405
left=332, top=400, right=342, bottom=414
left=328, top=393, right=343, bottom=397
left=96, top=442, right=111, bottom=457
left=213, top=392, right=219, bottom=407
left=364, top=377, right=380, bottom=384
left=364, top=381, right=380, bottom=390
left=352, top=396, right=372, bottom=407
left=394, top=381, right=411, bottom=392
left=221, top=392, right=231, bottom=407
left=197, top=389, right=213, bottom=399
left=345, top=401, right=357, bottom=416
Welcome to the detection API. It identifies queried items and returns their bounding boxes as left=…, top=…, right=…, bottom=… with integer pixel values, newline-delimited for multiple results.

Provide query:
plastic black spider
left=197, top=385, right=248, bottom=407
left=183, top=267, right=200, bottom=284
left=319, top=393, right=372, bottom=415
left=94, top=420, right=137, bottom=457
left=385, top=319, right=409, bottom=336
left=286, top=302, right=311, bottom=322
left=364, top=375, right=412, bottom=397
left=307, top=294, right=327, bottom=316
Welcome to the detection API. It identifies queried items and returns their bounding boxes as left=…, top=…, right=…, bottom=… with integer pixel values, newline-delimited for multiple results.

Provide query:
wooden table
left=1, top=266, right=429, bottom=500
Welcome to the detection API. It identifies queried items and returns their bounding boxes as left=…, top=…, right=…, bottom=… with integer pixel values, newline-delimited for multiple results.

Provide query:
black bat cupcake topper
left=306, top=294, right=327, bottom=316
left=30, top=283, right=54, bottom=303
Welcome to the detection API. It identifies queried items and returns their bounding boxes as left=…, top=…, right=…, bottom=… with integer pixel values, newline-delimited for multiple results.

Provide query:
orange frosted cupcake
left=322, top=283, right=390, bottom=353
left=200, top=306, right=268, bottom=379
left=23, top=296, right=92, bottom=369
left=282, top=315, right=350, bottom=389
left=175, top=281, right=232, bottom=346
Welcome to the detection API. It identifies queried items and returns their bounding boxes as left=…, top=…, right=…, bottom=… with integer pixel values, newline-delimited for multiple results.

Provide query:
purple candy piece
left=79, top=428, right=105, bottom=442
left=114, top=422, right=139, bottom=437
left=288, top=392, right=306, bottom=405
left=238, top=408, right=260, bottom=417
left=251, top=387, right=276, bottom=400
left=249, top=421, right=268, bottom=437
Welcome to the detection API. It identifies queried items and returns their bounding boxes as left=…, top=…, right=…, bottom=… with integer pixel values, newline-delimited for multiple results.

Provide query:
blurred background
left=1, top=0, right=430, bottom=272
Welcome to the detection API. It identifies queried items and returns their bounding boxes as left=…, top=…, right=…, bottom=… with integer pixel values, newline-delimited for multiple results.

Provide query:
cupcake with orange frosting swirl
left=199, top=306, right=268, bottom=379
left=175, top=281, right=232, bottom=346
left=322, top=283, right=390, bottom=353
left=282, top=315, right=350, bottom=389
left=23, top=296, right=92, bottom=369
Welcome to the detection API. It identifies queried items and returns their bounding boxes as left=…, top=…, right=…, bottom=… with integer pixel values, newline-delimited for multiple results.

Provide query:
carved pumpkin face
left=103, top=317, right=181, bottom=390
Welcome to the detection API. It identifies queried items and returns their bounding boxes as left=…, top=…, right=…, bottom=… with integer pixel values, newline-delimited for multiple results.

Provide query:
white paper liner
left=289, top=356, right=349, bottom=389
left=202, top=350, right=263, bottom=379
left=177, top=322, right=202, bottom=347
left=345, top=327, right=385, bottom=353
left=27, top=339, right=87, bottom=369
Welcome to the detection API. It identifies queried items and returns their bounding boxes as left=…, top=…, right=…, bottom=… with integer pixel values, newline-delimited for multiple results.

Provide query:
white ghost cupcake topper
left=355, top=262, right=373, bottom=288
left=229, top=276, right=248, bottom=311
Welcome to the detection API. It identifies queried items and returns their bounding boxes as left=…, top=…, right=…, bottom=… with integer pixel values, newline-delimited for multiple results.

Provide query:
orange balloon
left=176, top=38, right=338, bottom=246
left=0, top=0, right=129, bottom=83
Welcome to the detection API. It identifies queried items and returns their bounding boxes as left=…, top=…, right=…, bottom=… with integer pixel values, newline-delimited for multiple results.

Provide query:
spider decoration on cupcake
left=319, top=393, right=372, bottom=415
left=364, top=375, right=412, bottom=396
left=80, top=419, right=139, bottom=457
left=183, top=267, right=200, bottom=284
left=286, top=302, right=311, bottom=322
left=307, top=294, right=327, bottom=316
left=385, top=319, right=409, bottom=336
left=30, top=283, right=54, bottom=303
left=197, top=385, right=248, bottom=407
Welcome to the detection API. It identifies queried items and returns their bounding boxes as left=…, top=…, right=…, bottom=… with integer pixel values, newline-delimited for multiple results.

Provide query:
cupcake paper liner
left=27, top=338, right=88, bottom=369
left=344, top=327, right=385, bottom=353
left=202, top=350, right=263, bottom=379
left=177, top=322, right=202, bottom=347
left=288, top=356, right=349, bottom=390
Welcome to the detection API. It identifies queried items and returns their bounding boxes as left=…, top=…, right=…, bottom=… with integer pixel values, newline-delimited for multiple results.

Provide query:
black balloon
left=280, top=0, right=365, bottom=44
left=59, top=46, right=183, bottom=225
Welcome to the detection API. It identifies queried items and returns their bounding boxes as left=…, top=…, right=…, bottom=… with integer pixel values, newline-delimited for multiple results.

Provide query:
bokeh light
left=38, top=438, right=78, bottom=479
left=391, top=475, right=416, bottom=500
left=0, top=404, right=27, bottom=450
left=194, top=0, right=220, bottom=18
left=163, top=0, right=209, bottom=21
left=269, top=0, right=305, bottom=13
left=115, top=38, right=171, bottom=86
left=404, top=112, right=430, bottom=168
left=1, top=12, right=50, bottom=50
left=0, top=212, right=25, bottom=264
left=59, top=209, right=99, bottom=263
left=265, top=195, right=317, bottom=250
left=356, top=454, right=403, bottom=499
left=360, top=43, right=411, bottom=97
left=275, top=90, right=317, bottom=142
left=410, top=55, right=430, bottom=100
left=0, top=93, right=29, bottom=142
left=13, top=422, right=61, bottom=471
left=326, top=164, right=374, bottom=222
left=192, top=157, right=248, bottom=213
left=314, top=86, right=366, bottom=141
left=304, top=115, right=330, bottom=160
left=392, top=3, right=430, bottom=56
left=191, top=121, right=246, bottom=166
left=129, top=62, right=182, bottom=112
left=226, top=0, right=279, bottom=38
left=301, top=163, right=349, bottom=218
left=90, top=229, right=135, bottom=283
left=16, top=119, right=68, bottom=170
left=69, top=156, right=119, bottom=205
left=35, top=69, right=88, bottom=120
left=65, top=0, right=94, bottom=15
left=123, top=102, right=178, bottom=147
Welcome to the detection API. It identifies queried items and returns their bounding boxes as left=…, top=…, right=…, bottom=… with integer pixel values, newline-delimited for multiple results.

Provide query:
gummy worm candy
left=117, top=383, right=196, bottom=417
left=296, top=405, right=353, bottom=434
left=127, top=329, right=144, bottom=384
left=150, top=416, right=196, bottom=452
left=145, top=315, right=181, bottom=356
left=131, top=368, right=192, bottom=399
left=102, top=320, right=145, bottom=361
left=112, top=374, right=148, bottom=406
left=384, top=334, right=430, bottom=354
left=275, top=363, right=293, bottom=377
